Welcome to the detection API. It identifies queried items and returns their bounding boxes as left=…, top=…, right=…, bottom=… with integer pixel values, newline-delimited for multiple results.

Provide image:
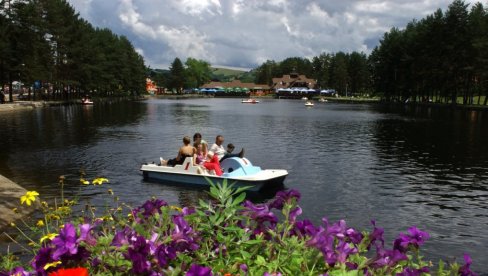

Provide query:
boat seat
left=174, top=157, right=202, bottom=174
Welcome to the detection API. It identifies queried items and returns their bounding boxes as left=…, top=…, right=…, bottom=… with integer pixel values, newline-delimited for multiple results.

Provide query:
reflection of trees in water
left=169, top=103, right=211, bottom=127
left=0, top=100, right=148, bottom=154
left=0, top=101, right=148, bottom=189
left=373, top=105, right=488, bottom=170
left=371, top=105, right=488, bottom=210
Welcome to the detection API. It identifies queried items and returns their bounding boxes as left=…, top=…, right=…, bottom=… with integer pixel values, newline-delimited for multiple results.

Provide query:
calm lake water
left=1, top=98, right=487, bottom=272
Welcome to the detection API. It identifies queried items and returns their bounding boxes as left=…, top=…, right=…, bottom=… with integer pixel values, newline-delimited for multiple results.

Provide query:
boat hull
left=142, top=169, right=287, bottom=192
left=141, top=157, right=287, bottom=192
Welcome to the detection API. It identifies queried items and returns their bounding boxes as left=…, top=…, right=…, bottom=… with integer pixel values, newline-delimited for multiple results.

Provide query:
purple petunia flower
left=111, top=226, right=133, bottom=247
left=182, top=207, right=196, bottom=216
left=459, top=253, right=478, bottom=276
left=396, top=266, right=430, bottom=276
left=370, top=246, right=408, bottom=268
left=91, top=257, right=101, bottom=267
left=239, top=264, right=248, bottom=275
left=155, top=244, right=176, bottom=267
left=393, top=226, right=430, bottom=253
left=346, top=228, right=364, bottom=245
left=186, top=264, right=212, bottom=276
left=31, top=247, right=54, bottom=274
left=324, top=219, right=347, bottom=239
left=5, top=267, right=31, bottom=276
left=335, top=240, right=358, bottom=263
left=172, top=215, right=200, bottom=252
left=289, top=206, right=302, bottom=223
left=290, top=219, right=317, bottom=237
left=132, top=198, right=168, bottom=220
left=51, top=223, right=79, bottom=260
left=126, top=235, right=151, bottom=274
left=368, top=220, right=385, bottom=249
left=269, top=189, right=301, bottom=210
left=242, top=200, right=278, bottom=236
left=264, top=272, right=283, bottom=276
left=345, top=262, right=358, bottom=270
left=78, top=223, right=97, bottom=246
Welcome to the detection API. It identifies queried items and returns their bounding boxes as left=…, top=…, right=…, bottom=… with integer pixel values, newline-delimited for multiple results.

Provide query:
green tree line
left=252, top=0, right=488, bottom=105
left=253, top=53, right=371, bottom=96
left=0, top=0, right=146, bottom=102
left=149, top=57, right=213, bottom=93
left=370, top=0, right=488, bottom=105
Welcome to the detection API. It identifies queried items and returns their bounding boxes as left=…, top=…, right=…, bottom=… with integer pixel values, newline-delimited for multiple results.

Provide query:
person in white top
left=209, top=135, right=244, bottom=161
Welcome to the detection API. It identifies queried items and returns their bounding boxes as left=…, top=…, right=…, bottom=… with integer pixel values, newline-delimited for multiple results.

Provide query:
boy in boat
left=209, top=135, right=244, bottom=161
left=220, top=143, right=244, bottom=162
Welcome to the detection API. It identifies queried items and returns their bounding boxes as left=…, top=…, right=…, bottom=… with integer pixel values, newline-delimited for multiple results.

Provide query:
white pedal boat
left=241, top=99, right=260, bottom=104
left=81, top=99, right=94, bottom=105
left=141, top=157, right=288, bottom=192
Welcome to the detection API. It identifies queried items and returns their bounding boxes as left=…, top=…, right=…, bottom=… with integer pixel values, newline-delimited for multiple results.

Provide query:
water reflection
left=1, top=99, right=488, bottom=271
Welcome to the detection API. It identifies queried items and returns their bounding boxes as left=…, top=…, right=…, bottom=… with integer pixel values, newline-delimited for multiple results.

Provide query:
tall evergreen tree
left=169, top=57, right=185, bottom=93
left=312, top=53, right=331, bottom=89
left=330, top=52, right=349, bottom=95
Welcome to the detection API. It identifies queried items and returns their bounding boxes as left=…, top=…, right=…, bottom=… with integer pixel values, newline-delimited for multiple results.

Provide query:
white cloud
left=175, top=0, right=222, bottom=16
left=67, top=0, right=93, bottom=19
left=118, top=0, right=156, bottom=39
left=135, top=47, right=144, bottom=56
left=156, top=25, right=215, bottom=63
left=67, top=0, right=484, bottom=69
left=115, top=0, right=214, bottom=67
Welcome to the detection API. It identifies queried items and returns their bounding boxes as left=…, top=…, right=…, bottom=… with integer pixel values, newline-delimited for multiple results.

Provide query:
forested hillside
left=0, top=0, right=146, bottom=101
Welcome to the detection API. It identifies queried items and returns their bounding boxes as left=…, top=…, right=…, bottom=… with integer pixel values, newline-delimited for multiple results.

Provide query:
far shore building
left=272, top=72, right=316, bottom=90
left=200, top=80, right=271, bottom=96
left=199, top=73, right=319, bottom=98
left=272, top=72, right=318, bottom=99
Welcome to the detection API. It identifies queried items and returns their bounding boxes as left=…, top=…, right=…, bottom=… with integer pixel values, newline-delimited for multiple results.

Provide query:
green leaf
left=210, top=185, right=219, bottom=199
left=199, top=199, right=209, bottom=209
left=234, top=185, right=252, bottom=195
left=241, top=250, right=251, bottom=259
left=255, top=255, right=266, bottom=266
left=232, top=192, right=247, bottom=206
left=224, top=226, right=244, bottom=232
left=328, top=270, right=362, bottom=276
left=243, top=239, right=263, bottom=245
left=437, top=259, right=445, bottom=275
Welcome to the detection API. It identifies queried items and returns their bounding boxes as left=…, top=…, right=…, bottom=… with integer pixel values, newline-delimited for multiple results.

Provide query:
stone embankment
left=0, top=101, right=47, bottom=112
left=0, top=174, right=37, bottom=230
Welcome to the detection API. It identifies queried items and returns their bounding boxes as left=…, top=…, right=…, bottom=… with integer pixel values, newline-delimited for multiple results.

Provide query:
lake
left=1, top=98, right=487, bottom=272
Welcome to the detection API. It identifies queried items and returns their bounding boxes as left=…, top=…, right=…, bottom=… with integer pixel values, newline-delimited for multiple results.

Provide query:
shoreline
left=0, top=101, right=49, bottom=113
left=0, top=174, right=36, bottom=231
left=2, top=96, right=488, bottom=113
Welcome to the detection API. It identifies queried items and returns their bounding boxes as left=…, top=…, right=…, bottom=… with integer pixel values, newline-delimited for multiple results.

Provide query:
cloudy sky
left=67, top=0, right=479, bottom=70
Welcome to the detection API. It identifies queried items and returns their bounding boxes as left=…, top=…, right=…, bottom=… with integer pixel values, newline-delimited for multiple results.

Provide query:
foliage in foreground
left=0, top=178, right=478, bottom=276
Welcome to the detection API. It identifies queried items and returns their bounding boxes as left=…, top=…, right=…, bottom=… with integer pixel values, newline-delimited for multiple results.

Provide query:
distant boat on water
left=241, top=99, right=259, bottom=104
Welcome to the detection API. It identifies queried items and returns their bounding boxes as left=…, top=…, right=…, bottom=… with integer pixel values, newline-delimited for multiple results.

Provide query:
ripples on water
left=0, top=98, right=487, bottom=272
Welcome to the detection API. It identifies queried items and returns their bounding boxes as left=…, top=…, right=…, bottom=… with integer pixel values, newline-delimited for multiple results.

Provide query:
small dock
left=0, top=174, right=36, bottom=230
